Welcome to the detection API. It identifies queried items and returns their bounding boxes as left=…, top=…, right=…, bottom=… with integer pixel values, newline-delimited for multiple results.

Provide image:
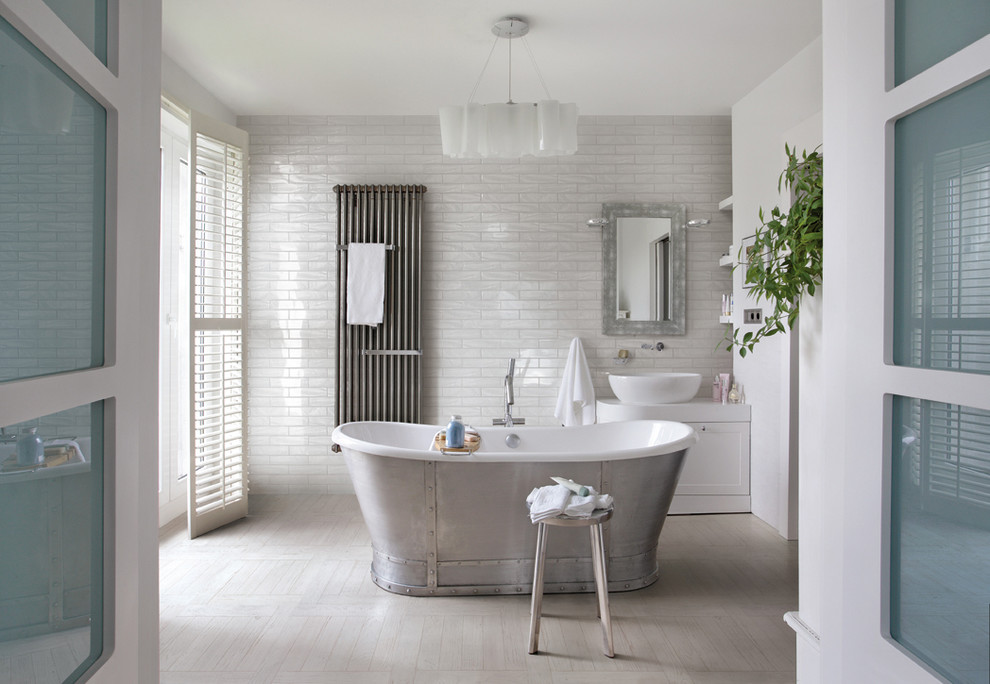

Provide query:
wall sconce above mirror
left=601, top=202, right=686, bottom=336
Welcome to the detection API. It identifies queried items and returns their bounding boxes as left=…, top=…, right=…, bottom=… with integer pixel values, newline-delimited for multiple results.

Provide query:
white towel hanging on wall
left=346, top=243, right=387, bottom=326
left=554, top=337, right=596, bottom=426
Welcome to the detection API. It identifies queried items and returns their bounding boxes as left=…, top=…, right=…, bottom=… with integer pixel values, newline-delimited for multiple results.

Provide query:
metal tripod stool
left=527, top=508, right=614, bottom=657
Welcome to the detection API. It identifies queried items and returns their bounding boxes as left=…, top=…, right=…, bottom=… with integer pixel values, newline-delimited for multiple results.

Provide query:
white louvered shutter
left=187, top=112, right=248, bottom=539
left=912, top=143, right=990, bottom=511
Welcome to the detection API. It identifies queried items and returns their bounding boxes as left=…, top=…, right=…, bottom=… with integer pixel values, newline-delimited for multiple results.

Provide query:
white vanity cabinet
left=596, top=399, right=751, bottom=514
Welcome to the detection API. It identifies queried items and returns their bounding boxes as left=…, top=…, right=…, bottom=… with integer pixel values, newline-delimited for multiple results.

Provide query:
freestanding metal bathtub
left=331, top=420, right=697, bottom=596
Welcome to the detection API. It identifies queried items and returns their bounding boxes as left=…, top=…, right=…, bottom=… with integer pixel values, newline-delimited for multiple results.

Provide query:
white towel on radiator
left=554, top=337, right=596, bottom=426
left=346, top=243, right=387, bottom=326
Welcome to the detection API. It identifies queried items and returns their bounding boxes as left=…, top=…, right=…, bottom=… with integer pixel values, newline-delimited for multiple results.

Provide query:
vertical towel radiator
left=335, top=185, right=426, bottom=425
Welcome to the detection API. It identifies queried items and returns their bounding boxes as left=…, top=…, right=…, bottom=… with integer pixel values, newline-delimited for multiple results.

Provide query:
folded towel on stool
left=526, top=485, right=613, bottom=523
left=526, top=484, right=572, bottom=523
left=564, top=492, right=613, bottom=517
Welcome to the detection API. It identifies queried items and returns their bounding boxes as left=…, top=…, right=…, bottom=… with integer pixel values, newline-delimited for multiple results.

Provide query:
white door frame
left=159, top=102, right=191, bottom=526
left=0, top=0, right=161, bottom=680
left=820, top=1, right=990, bottom=680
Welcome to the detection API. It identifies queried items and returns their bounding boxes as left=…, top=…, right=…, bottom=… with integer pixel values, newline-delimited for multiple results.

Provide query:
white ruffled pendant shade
left=440, top=100, right=577, bottom=159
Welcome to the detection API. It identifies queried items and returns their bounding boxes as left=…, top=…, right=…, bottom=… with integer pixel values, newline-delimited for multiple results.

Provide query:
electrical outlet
left=744, top=308, right=763, bottom=324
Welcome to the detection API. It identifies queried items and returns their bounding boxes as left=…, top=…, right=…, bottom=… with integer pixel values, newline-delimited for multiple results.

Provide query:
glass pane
left=0, top=402, right=105, bottom=683
left=894, top=0, right=990, bottom=85
left=40, top=0, right=108, bottom=66
left=0, top=17, right=107, bottom=383
left=890, top=395, right=990, bottom=682
left=893, top=75, right=990, bottom=373
left=160, top=108, right=191, bottom=490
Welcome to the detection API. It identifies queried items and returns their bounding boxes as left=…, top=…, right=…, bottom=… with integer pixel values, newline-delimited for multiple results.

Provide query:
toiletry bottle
left=446, top=415, right=465, bottom=448
left=712, top=374, right=721, bottom=402
left=728, top=383, right=741, bottom=404
left=16, top=427, right=44, bottom=466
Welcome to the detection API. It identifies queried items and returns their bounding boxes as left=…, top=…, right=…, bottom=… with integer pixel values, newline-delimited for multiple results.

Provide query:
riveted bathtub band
left=367, top=546, right=661, bottom=597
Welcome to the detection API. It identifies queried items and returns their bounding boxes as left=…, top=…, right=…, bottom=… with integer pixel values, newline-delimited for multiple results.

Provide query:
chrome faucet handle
left=492, top=417, right=525, bottom=427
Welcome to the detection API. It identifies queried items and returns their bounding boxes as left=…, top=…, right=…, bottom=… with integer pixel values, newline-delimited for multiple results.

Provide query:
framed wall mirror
left=601, top=202, right=686, bottom=335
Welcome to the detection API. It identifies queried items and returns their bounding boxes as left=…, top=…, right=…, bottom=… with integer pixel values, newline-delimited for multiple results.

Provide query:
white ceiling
left=162, top=0, right=822, bottom=117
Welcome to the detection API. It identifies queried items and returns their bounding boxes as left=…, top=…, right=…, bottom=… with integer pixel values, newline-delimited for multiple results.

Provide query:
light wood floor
left=0, top=627, right=89, bottom=684
left=160, top=495, right=798, bottom=683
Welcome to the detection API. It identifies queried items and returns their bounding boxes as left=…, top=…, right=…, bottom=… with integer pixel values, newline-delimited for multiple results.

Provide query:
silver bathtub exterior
left=340, top=438, right=690, bottom=597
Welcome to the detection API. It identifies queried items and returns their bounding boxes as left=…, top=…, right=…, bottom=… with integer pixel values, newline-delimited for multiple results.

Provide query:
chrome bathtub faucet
left=493, top=358, right=525, bottom=427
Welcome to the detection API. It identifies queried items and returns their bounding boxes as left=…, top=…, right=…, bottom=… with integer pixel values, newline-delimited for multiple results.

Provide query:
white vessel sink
left=607, top=371, right=702, bottom=404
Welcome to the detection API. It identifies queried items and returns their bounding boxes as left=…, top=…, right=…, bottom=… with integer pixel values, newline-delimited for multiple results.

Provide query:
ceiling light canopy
left=439, top=17, right=578, bottom=159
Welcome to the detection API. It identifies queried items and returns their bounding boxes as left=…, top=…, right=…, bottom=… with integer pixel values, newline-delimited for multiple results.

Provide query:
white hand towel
left=346, top=243, right=387, bottom=326
left=526, top=485, right=572, bottom=523
left=554, top=337, right=596, bottom=426
left=564, top=493, right=613, bottom=518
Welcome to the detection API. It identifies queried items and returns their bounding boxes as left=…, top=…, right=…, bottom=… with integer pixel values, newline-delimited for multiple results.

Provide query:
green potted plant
left=727, top=145, right=823, bottom=357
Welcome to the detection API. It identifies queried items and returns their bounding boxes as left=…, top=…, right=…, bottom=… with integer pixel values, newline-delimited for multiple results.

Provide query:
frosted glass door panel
left=890, top=395, right=990, bottom=683
left=40, top=0, right=108, bottom=65
left=894, top=0, right=990, bottom=85
left=0, top=18, right=106, bottom=383
left=893, top=75, right=990, bottom=374
left=0, top=402, right=105, bottom=683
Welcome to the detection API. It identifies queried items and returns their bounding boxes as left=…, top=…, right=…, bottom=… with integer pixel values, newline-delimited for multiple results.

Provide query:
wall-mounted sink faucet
left=493, top=358, right=525, bottom=427
left=641, top=341, right=665, bottom=352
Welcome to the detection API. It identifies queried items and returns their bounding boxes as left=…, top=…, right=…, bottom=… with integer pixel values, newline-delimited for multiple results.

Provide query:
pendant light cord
left=466, top=29, right=553, bottom=105
left=507, top=33, right=512, bottom=103
left=467, top=36, right=500, bottom=104
left=521, top=37, right=553, bottom=101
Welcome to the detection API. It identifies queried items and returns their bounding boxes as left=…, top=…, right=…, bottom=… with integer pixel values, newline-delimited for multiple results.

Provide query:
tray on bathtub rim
left=1, top=445, right=77, bottom=473
left=432, top=432, right=481, bottom=455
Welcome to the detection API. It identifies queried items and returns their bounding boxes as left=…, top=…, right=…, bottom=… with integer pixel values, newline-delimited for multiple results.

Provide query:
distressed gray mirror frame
left=602, top=202, right=687, bottom=335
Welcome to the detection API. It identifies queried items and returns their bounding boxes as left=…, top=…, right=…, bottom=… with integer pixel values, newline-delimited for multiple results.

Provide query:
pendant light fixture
left=439, top=17, right=578, bottom=159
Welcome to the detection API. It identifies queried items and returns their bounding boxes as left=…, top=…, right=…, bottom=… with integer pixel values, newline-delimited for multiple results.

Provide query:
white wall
left=788, top=111, right=826, bottom=683
left=730, top=38, right=822, bottom=539
left=238, top=114, right=734, bottom=494
left=162, top=54, right=236, bottom=125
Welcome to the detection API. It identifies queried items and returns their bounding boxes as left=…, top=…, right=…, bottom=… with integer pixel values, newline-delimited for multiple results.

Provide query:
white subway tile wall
left=238, top=115, right=733, bottom=494
left=0, top=106, right=101, bottom=387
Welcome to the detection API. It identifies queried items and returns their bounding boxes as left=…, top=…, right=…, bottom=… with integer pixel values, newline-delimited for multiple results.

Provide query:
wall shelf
left=719, top=315, right=733, bottom=325
left=719, top=253, right=734, bottom=267
left=718, top=196, right=734, bottom=211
